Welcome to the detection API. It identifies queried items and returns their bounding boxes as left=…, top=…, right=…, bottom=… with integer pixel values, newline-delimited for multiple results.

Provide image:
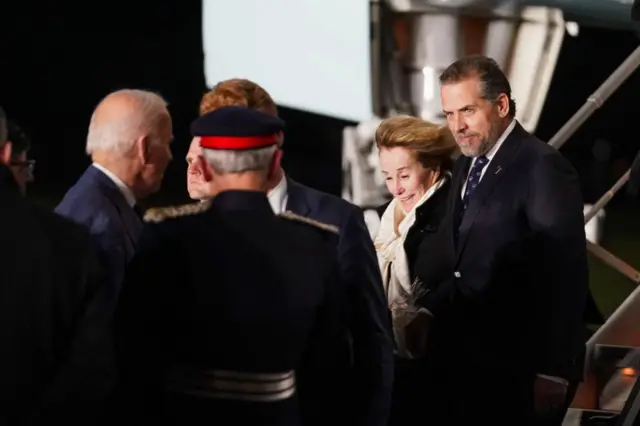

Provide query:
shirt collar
left=267, top=173, right=288, bottom=214
left=483, top=118, right=517, bottom=161
left=92, top=163, right=137, bottom=207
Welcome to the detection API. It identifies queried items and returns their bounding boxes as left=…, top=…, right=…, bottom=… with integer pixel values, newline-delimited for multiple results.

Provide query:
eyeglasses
left=9, top=159, right=35, bottom=174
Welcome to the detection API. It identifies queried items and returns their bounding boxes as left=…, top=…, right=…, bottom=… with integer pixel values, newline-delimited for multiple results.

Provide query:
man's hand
left=533, top=376, right=567, bottom=416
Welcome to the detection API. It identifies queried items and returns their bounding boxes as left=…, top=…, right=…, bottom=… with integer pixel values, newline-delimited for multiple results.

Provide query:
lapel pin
left=494, top=166, right=502, bottom=175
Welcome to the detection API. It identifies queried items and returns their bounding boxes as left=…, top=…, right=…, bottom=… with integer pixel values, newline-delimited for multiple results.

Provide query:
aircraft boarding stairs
left=559, top=118, right=640, bottom=425
left=560, top=132, right=640, bottom=425
left=563, top=347, right=640, bottom=425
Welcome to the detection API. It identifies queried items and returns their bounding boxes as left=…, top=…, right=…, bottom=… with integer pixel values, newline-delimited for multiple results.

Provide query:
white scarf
left=374, top=176, right=448, bottom=358
left=374, top=176, right=447, bottom=309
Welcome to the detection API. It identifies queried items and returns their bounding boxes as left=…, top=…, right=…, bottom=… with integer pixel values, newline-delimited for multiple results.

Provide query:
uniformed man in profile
left=113, top=106, right=343, bottom=426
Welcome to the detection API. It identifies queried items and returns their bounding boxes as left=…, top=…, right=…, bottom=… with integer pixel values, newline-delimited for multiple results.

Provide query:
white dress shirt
left=461, top=118, right=517, bottom=197
left=267, top=174, right=288, bottom=214
left=92, top=162, right=136, bottom=207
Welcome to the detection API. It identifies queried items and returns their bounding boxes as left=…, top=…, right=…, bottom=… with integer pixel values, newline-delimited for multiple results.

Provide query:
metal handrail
left=545, top=48, right=640, bottom=416
left=549, top=45, right=640, bottom=150
left=543, top=43, right=640, bottom=284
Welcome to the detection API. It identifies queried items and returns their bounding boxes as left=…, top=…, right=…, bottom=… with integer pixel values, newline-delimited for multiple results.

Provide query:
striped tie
left=460, top=155, right=488, bottom=218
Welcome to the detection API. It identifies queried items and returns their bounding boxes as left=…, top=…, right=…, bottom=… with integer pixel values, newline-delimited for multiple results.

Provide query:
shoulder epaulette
left=143, top=200, right=212, bottom=223
left=278, top=211, right=339, bottom=235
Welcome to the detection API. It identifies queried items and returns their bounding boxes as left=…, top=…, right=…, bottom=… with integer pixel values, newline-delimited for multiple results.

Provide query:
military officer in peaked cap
left=113, top=106, right=344, bottom=426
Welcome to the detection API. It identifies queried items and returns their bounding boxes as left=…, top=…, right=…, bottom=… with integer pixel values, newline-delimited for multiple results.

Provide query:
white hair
left=85, top=89, right=168, bottom=155
left=202, top=145, right=278, bottom=174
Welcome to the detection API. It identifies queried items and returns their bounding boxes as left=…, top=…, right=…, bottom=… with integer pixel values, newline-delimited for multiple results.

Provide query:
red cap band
left=200, top=135, right=278, bottom=150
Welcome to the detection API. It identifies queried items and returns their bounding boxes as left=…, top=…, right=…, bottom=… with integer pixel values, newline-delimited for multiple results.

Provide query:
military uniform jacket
left=113, top=190, right=343, bottom=426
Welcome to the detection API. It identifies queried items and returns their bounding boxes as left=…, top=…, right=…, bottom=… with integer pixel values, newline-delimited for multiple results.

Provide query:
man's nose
left=450, top=116, right=462, bottom=132
left=456, top=118, right=468, bottom=134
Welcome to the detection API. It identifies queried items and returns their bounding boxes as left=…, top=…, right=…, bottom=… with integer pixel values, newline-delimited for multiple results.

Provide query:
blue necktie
left=460, top=155, right=488, bottom=218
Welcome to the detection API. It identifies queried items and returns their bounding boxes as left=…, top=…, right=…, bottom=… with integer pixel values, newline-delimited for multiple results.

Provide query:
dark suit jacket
left=416, top=122, right=589, bottom=382
left=0, top=163, right=106, bottom=424
left=286, top=177, right=394, bottom=426
left=376, top=177, right=451, bottom=283
left=55, top=165, right=142, bottom=305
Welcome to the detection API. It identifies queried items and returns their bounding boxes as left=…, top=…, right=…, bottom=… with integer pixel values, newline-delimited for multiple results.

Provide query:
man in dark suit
left=416, top=55, right=589, bottom=425
left=55, top=89, right=173, bottom=302
left=0, top=106, right=107, bottom=423
left=189, top=79, right=395, bottom=426
left=114, top=106, right=344, bottom=426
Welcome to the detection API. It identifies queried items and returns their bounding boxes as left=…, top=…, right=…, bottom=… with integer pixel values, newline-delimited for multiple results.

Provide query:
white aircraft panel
left=202, top=0, right=372, bottom=122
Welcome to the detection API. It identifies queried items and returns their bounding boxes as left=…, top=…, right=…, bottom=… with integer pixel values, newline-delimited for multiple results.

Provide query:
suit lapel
left=284, top=177, right=311, bottom=216
left=455, top=123, right=525, bottom=260
left=118, top=200, right=143, bottom=252
left=446, top=157, right=470, bottom=255
left=451, top=157, right=471, bottom=223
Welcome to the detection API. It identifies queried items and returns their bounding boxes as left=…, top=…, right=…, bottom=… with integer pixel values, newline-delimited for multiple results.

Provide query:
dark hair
left=439, top=55, right=517, bottom=118
left=0, top=106, right=7, bottom=146
left=7, top=121, right=30, bottom=157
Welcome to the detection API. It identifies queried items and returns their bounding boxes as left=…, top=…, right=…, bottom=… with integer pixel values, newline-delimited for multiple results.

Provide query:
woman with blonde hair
left=373, top=115, right=457, bottom=425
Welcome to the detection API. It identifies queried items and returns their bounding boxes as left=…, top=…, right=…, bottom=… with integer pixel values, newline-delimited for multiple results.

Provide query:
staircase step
left=592, top=345, right=640, bottom=412
left=562, top=408, right=619, bottom=425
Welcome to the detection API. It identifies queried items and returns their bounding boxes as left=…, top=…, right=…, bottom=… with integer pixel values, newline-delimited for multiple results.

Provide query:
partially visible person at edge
left=372, top=115, right=457, bottom=426
left=147, top=79, right=394, bottom=426
left=114, top=106, right=344, bottom=426
left=0, top=106, right=107, bottom=424
left=6, top=120, right=35, bottom=195
left=415, top=54, right=589, bottom=426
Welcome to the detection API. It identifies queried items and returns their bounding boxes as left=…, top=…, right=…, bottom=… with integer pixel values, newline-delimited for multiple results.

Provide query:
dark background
left=0, top=3, right=638, bottom=208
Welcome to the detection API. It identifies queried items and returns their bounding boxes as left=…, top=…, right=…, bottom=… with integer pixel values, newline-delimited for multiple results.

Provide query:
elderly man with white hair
left=56, top=88, right=173, bottom=300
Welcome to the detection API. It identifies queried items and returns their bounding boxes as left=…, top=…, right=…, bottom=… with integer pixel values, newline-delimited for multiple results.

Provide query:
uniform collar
left=212, top=190, right=273, bottom=214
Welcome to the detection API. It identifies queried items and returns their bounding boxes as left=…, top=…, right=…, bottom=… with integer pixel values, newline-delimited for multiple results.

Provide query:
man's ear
left=496, top=93, right=510, bottom=118
left=136, top=135, right=151, bottom=165
left=0, top=141, right=12, bottom=165
left=267, top=148, right=283, bottom=182
left=197, top=155, right=214, bottom=182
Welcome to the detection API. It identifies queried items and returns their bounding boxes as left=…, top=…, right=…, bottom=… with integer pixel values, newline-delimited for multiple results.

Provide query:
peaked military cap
left=191, top=105, right=285, bottom=150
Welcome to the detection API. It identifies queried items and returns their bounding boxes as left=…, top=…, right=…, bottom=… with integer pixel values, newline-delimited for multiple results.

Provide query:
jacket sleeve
left=526, top=151, right=589, bottom=379
left=35, top=231, right=116, bottom=422
left=338, top=206, right=395, bottom=426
